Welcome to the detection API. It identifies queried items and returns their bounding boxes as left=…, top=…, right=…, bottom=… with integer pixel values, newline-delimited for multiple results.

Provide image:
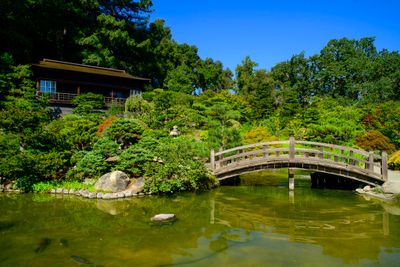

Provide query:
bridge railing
left=210, top=136, right=388, bottom=181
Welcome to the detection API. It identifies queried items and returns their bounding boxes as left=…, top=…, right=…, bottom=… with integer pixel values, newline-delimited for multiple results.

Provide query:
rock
left=382, top=181, right=400, bottom=194
left=125, top=177, right=145, bottom=194
left=115, top=192, right=125, bottom=198
left=95, top=171, right=130, bottom=193
left=88, top=192, right=97, bottom=199
left=96, top=192, right=104, bottom=199
left=80, top=190, right=89, bottom=198
left=363, top=185, right=371, bottom=192
left=50, top=189, right=56, bottom=194
left=151, top=214, right=176, bottom=222
left=169, top=125, right=180, bottom=137
left=139, top=192, right=144, bottom=196
left=109, top=193, right=118, bottom=199
left=102, top=193, right=112, bottom=199
left=105, top=156, right=120, bottom=163
left=69, top=189, right=75, bottom=194
left=124, top=191, right=133, bottom=198
left=62, top=189, right=69, bottom=194
left=355, top=188, right=365, bottom=194
left=56, top=188, right=63, bottom=194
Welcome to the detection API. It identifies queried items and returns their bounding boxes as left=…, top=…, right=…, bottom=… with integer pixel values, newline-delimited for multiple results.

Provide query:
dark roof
left=32, top=59, right=150, bottom=81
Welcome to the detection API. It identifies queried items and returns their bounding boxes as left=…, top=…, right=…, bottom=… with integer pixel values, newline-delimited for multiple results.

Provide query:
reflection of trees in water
left=212, top=186, right=400, bottom=264
left=1, top=188, right=400, bottom=266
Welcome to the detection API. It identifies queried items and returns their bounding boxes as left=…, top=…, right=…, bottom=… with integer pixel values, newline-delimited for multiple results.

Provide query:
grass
left=32, top=180, right=95, bottom=193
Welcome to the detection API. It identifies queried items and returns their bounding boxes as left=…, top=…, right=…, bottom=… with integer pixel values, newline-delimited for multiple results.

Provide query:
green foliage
left=143, top=137, right=217, bottom=194
left=67, top=137, right=120, bottom=180
left=125, top=95, right=154, bottom=115
left=104, top=118, right=145, bottom=148
left=32, top=180, right=94, bottom=193
left=72, top=93, right=104, bottom=115
left=242, top=127, right=278, bottom=145
left=388, top=151, right=400, bottom=170
left=2, top=7, right=400, bottom=196
left=113, top=139, right=156, bottom=177
left=304, top=98, right=364, bottom=145
left=44, top=114, right=100, bottom=151
left=67, top=151, right=108, bottom=181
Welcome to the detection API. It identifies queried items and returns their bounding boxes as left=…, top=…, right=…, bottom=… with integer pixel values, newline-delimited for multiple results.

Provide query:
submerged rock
left=70, top=255, right=94, bottom=266
left=35, top=238, right=51, bottom=253
left=95, top=171, right=129, bottom=193
left=151, top=214, right=176, bottom=222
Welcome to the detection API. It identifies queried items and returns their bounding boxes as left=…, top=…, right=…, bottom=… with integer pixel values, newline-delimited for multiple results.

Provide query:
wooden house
left=32, top=59, right=150, bottom=107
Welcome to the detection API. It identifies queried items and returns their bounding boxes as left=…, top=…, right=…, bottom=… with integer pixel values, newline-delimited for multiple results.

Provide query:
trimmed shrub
left=104, top=118, right=144, bottom=148
left=355, top=130, right=396, bottom=153
left=242, top=127, right=278, bottom=145
left=388, top=151, right=400, bottom=170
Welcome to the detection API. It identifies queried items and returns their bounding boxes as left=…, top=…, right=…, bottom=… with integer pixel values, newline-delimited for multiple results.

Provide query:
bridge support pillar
left=288, top=168, right=294, bottom=190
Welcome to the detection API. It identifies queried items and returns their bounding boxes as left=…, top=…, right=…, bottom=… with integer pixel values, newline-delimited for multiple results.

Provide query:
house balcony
left=43, top=92, right=126, bottom=107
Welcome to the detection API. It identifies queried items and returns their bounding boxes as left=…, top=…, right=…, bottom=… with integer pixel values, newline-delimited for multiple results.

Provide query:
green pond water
left=1, top=170, right=400, bottom=267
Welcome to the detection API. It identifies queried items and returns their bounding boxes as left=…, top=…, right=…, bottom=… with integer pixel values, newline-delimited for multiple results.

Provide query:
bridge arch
left=210, top=136, right=388, bottom=188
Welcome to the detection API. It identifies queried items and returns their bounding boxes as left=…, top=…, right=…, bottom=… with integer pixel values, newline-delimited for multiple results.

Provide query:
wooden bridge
left=210, top=136, right=388, bottom=189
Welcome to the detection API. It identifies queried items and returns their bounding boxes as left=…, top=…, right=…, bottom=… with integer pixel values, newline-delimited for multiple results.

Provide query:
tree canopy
left=1, top=1, right=400, bottom=191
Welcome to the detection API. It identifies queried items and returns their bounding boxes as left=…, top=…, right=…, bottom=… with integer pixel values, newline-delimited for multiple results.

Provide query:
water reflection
left=1, top=172, right=400, bottom=267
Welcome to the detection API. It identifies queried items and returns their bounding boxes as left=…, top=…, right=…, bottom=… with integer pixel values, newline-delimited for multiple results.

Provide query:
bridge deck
left=210, top=137, right=388, bottom=186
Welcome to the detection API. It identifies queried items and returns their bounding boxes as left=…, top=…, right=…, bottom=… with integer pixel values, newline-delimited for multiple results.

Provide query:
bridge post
left=289, top=135, right=295, bottom=160
left=381, top=151, right=388, bottom=181
left=366, top=151, right=374, bottom=171
left=288, top=168, right=295, bottom=190
left=210, top=149, right=215, bottom=173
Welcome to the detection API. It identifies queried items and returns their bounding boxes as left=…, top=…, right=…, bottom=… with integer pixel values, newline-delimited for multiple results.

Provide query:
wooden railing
left=48, top=92, right=77, bottom=104
left=211, top=136, right=388, bottom=182
left=43, top=92, right=126, bottom=107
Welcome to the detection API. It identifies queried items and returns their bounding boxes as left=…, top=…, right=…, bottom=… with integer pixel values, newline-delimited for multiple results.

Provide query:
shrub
left=67, top=151, right=109, bottom=181
left=142, top=137, right=218, bottom=193
left=388, top=151, right=400, bottom=170
left=356, top=130, right=396, bottom=153
left=113, top=138, right=157, bottom=177
left=67, top=137, right=120, bottom=180
left=242, top=127, right=278, bottom=145
left=96, top=116, right=118, bottom=136
left=72, top=93, right=104, bottom=114
left=104, top=118, right=144, bottom=148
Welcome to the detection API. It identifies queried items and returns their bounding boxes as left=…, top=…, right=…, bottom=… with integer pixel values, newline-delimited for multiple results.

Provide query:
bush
left=67, top=151, right=109, bottom=181
left=104, top=118, right=144, bottom=148
left=96, top=116, right=118, bottom=136
left=67, top=137, right=120, bottom=180
left=356, top=130, right=396, bottom=153
left=143, top=137, right=218, bottom=193
left=113, top=137, right=157, bottom=177
left=72, top=93, right=104, bottom=114
left=388, top=151, right=400, bottom=170
left=242, top=127, right=278, bottom=145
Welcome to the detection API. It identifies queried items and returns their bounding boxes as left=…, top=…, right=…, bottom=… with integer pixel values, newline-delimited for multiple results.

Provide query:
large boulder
left=124, top=177, right=145, bottom=194
left=95, top=171, right=130, bottom=193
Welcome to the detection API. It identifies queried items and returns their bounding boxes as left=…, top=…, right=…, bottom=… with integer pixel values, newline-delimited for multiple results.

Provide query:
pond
left=1, top=170, right=400, bottom=267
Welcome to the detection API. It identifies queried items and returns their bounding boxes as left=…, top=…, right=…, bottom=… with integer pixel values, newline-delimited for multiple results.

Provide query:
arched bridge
left=210, top=136, right=388, bottom=187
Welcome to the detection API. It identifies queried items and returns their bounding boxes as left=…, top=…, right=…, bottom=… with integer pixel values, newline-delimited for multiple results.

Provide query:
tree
left=104, top=118, right=144, bottom=148
left=196, top=58, right=233, bottom=92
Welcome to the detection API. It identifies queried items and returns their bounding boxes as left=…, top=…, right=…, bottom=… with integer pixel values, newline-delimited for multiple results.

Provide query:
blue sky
left=151, top=0, right=400, bottom=72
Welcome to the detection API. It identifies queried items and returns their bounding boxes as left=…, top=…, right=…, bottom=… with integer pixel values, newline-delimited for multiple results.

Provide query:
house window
left=130, top=89, right=141, bottom=96
left=40, top=80, right=56, bottom=93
